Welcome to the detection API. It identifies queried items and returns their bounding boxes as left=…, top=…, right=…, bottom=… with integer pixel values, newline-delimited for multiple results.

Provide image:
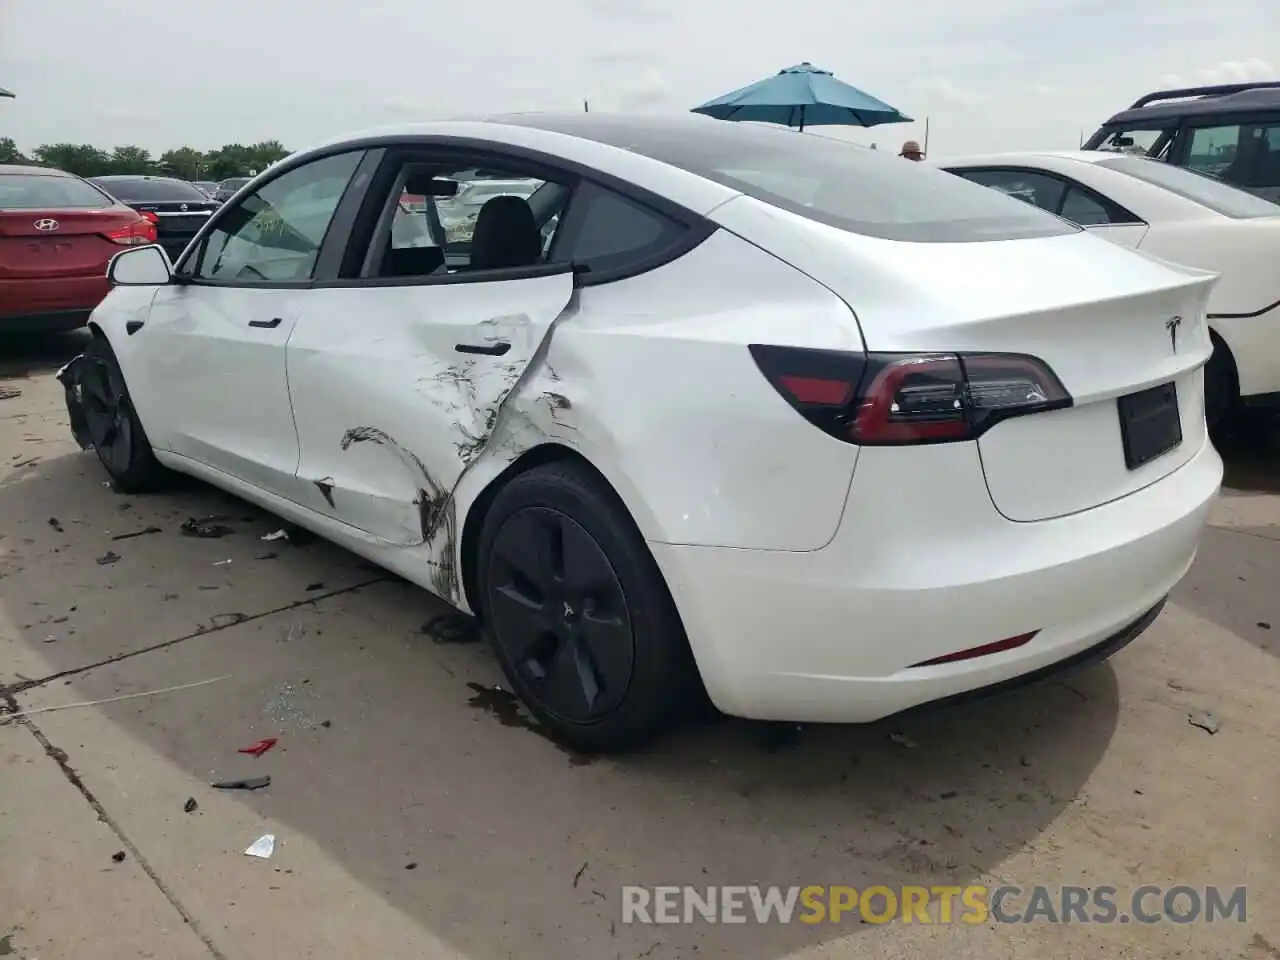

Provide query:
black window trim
left=172, top=148, right=374, bottom=288
left=314, top=138, right=715, bottom=290
left=171, top=134, right=715, bottom=292
left=945, top=165, right=1146, bottom=228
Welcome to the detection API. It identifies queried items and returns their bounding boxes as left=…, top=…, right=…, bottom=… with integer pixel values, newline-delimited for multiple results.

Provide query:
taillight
left=103, top=216, right=158, bottom=247
left=749, top=345, right=1072, bottom=445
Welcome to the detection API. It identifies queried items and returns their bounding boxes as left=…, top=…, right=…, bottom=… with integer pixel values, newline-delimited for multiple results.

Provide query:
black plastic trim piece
left=1207, top=296, right=1280, bottom=320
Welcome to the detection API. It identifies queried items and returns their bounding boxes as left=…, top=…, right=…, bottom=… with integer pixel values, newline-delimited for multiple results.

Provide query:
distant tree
left=9, top=140, right=291, bottom=179
left=31, top=143, right=109, bottom=176
left=0, top=137, right=28, bottom=164
left=204, top=143, right=250, bottom=180
left=246, top=140, right=290, bottom=170
left=159, top=146, right=206, bottom=181
left=106, top=145, right=155, bottom=175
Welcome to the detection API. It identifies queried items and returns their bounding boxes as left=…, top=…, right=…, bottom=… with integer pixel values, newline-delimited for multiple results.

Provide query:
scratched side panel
left=450, top=228, right=867, bottom=597
left=285, top=271, right=575, bottom=603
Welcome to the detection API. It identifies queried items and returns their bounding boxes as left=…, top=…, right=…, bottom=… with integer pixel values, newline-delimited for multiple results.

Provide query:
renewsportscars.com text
left=621, top=884, right=1247, bottom=925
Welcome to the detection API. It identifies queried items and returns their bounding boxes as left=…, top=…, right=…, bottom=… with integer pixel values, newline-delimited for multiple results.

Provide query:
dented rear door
left=284, top=266, right=575, bottom=561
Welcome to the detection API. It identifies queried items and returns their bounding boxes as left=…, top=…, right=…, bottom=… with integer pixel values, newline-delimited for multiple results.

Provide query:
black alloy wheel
left=77, top=335, right=167, bottom=492
left=475, top=461, right=699, bottom=751
left=486, top=506, right=636, bottom=722
left=80, top=355, right=136, bottom=477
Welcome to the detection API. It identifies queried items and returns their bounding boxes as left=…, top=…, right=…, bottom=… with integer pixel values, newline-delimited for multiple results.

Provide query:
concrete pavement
left=1, top=334, right=1277, bottom=959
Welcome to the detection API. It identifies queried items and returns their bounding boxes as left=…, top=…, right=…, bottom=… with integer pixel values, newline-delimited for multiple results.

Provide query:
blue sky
left=1, top=0, right=1277, bottom=157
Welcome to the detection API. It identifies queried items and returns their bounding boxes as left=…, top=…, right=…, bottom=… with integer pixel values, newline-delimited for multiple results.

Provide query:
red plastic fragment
left=237, top=737, right=278, bottom=758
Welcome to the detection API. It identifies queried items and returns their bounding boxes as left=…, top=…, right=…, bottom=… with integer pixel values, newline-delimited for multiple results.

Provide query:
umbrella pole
left=798, top=105, right=805, bottom=133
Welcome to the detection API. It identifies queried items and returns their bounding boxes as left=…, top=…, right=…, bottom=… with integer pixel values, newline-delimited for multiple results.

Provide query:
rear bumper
left=0, top=275, right=109, bottom=326
left=652, top=436, right=1222, bottom=723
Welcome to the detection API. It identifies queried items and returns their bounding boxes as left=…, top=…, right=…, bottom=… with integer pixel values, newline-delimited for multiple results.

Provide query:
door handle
left=455, top=341, right=511, bottom=356
left=248, top=317, right=283, bottom=329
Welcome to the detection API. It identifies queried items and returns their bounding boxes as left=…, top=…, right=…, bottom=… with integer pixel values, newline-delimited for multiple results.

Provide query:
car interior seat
left=468, top=195, right=543, bottom=270
left=379, top=245, right=445, bottom=278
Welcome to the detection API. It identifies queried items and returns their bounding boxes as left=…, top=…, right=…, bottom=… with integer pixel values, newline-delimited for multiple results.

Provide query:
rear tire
left=79, top=334, right=168, bottom=493
left=1204, top=336, right=1237, bottom=438
left=475, top=461, right=698, bottom=752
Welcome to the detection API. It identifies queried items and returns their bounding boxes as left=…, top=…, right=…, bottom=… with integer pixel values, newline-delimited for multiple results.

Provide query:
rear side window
left=93, top=178, right=209, bottom=203
left=1097, top=156, right=1280, bottom=218
left=552, top=181, right=686, bottom=276
left=507, top=115, right=1077, bottom=243
left=0, top=174, right=111, bottom=209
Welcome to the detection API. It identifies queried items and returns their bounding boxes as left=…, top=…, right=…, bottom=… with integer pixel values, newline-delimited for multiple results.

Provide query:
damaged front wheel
left=62, top=335, right=168, bottom=493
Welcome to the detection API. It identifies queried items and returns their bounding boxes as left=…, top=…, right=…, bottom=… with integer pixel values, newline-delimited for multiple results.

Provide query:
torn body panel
left=57, top=354, right=96, bottom=451
left=283, top=268, right=575, bottom=603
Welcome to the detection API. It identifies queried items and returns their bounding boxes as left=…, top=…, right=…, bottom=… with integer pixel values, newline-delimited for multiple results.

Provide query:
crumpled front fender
left=55, top=354, right=95, bottom=451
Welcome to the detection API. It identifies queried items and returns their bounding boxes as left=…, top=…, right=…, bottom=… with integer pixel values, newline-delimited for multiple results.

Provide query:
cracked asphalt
left=1, top=332, right=1278, bottom=960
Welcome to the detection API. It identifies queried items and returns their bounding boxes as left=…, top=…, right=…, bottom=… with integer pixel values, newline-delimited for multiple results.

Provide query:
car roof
left=1103, top=86, right=1280, bottom=127
left=0, top=163, right=73, bottom=176
left=93, top=174, right=184, bottom=182
left=931, top=150, right=1122, bottom=168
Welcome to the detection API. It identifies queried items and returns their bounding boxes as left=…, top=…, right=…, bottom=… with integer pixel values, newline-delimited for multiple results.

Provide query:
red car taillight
left=749, top=345, right=1072, bottom=445
left=103, top=215, right=158, bottom=247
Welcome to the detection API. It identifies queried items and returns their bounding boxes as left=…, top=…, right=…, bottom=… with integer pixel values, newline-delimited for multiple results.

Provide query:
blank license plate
left=1117, top=382, right=1182, bottom=470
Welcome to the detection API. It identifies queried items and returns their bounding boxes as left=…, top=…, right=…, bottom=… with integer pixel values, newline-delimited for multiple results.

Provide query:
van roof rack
left=1130, top=81, right=1280, bottom=110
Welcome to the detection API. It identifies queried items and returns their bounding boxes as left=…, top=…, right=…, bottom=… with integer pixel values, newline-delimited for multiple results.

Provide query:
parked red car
left=0, top=164, right=157, bottom=333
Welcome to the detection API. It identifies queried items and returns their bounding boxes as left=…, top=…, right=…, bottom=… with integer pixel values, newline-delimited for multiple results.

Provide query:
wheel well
left=459, top=443, right=620, bottom=617
left=1209, top=328, right=1238, bottom=387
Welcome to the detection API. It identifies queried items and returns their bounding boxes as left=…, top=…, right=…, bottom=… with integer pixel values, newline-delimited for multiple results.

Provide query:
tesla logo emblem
left=33, top=219, right=58, bottom=231
left=180, top=203, right=188, bottom=211
left=563, top=601, right=575, bottom=619
left=1165, top=315, right=1182, bottom=353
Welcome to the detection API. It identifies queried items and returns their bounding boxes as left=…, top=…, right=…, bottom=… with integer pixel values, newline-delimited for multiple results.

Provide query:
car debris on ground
left=244, top=834, right=276, bottom=859
left=237, top=738, right=278, bottom=758
left=180, top=516, right=234, bottom=539
left=1188, top=711, right=1221, bottom=734
left=211, top=776, right=271, bottom=791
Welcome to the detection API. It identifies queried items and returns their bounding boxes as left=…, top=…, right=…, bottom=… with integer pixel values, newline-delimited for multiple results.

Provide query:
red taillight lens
left=103, top=216, right=158, bottom=247
left=908, top=631, right=1039, bottom=668
left=748, top=345, right=1071, bottom=446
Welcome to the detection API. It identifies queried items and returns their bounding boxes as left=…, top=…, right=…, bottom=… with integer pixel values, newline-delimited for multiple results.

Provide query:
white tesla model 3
left=935, top=150, right=1280, bottom=431
left=60, top=113, right=1223, bottom=751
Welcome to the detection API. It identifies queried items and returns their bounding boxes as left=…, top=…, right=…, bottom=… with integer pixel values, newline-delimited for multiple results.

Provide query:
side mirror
left=108, top=245, right=173, bottom=287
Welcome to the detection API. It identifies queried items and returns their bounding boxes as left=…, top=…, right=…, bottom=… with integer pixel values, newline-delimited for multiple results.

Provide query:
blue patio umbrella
left=692, top=62, right=910, bottom=132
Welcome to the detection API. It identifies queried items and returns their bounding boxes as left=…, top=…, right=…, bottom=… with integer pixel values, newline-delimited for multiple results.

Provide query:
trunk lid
left=0, top=209, right=141, bottom=279
left=714, top=197, right=1219, bottom=521
left=126, top=199, right=217, bottom=239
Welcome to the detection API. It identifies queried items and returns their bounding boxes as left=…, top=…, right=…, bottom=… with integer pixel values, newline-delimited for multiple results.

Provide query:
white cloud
left=1159, top=58, right=1276, bottom=90
left=911, top=76, right=986, bottom=110
left=2, top=0, right=1279, bottom=156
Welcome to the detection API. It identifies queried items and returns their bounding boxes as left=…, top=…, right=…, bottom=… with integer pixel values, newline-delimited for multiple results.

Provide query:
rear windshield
left=0, top=173, right=112, bottom=209
left=1096, top=156, right=1280, bottom=218
left=509, top=115, right=1077, bottom=242
left=95, top=178, right=209, bottom=203
left=1092, top=127, right=1173, bottom=156
left=219, top=179, right=249, bottom=191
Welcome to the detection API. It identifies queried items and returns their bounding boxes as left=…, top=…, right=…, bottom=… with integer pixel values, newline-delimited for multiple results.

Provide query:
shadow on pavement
left=0, top=443, right=1123, bottom=960
left=0, top=330, right=90, bottom=380
left=1174, top=415, right=1279, bottom=658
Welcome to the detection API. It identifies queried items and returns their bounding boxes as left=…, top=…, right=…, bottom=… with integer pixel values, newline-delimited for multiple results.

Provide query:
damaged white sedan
left=61, top=113, right=1223, bottom=751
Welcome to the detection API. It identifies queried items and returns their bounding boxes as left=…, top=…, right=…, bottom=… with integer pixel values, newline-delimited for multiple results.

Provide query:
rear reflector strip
left=908, top=631, right=1038, bottom=668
